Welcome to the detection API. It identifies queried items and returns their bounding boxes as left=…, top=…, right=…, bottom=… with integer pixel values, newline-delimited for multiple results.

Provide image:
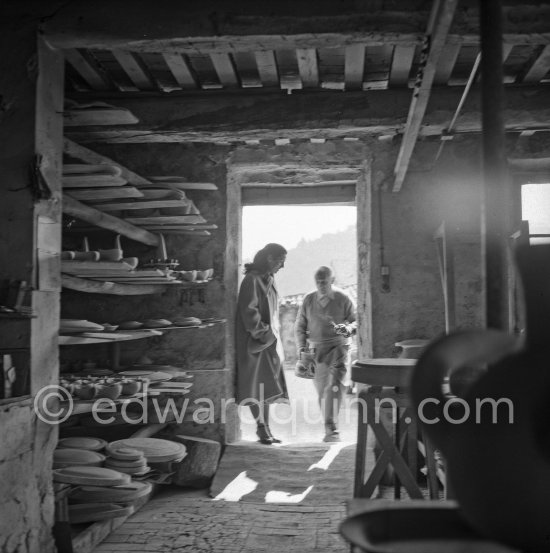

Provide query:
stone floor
left=93, top=488, right=349, bottom=553
left=92, top=370, right=358, bottom=552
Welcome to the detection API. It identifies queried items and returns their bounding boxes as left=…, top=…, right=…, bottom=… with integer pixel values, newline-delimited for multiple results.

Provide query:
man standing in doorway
left=295, top=266, right=357, bottom=442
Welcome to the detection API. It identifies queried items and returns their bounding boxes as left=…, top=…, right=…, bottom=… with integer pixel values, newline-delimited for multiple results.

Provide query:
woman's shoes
left=256, top=424, right=282, bottom=445
left=256, top=424, right=273, bottom=445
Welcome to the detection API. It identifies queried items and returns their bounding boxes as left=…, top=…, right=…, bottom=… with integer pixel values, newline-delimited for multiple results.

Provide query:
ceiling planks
left=392, top=0, right=460, bottom=192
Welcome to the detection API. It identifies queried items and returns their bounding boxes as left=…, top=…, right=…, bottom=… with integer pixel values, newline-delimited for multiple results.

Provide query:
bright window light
left=521, top=183, right=550, bottom=244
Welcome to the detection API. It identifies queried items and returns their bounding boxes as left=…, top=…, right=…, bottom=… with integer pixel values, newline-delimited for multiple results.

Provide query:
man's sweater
left=294, top=287, right=356, bottom=349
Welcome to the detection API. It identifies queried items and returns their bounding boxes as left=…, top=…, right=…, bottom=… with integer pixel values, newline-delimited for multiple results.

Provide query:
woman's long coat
left=235, top=271, right=288, bottom=404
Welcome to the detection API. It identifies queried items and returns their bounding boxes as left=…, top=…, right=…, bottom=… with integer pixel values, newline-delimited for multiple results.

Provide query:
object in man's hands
left=295, top=349, right=316, bottom=379
left=334, top=323, right=353, bottom=338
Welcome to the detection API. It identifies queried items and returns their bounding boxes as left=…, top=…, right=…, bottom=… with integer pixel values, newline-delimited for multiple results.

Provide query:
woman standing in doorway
left=236, top=243, right=288, bottom=444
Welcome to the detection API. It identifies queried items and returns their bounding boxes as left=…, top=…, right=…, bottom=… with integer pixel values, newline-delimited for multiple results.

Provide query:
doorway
left=239, top=204, right=358, bottom=444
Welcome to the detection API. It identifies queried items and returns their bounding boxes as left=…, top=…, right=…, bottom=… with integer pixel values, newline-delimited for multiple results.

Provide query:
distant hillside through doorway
left=276, top=225, right=357, bottom=298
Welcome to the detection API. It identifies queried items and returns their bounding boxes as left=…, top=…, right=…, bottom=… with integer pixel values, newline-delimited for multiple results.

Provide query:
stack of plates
left=104, top=445, right=150, bottom=475
left=107, top=438, right=187, bottom=463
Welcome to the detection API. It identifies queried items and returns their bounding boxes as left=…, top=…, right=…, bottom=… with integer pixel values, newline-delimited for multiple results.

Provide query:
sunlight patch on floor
left=307, top=442, right=354, bottom=471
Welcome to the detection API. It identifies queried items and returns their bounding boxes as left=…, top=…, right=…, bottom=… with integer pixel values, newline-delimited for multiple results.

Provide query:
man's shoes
left=323, top=430, right=341, bottom=443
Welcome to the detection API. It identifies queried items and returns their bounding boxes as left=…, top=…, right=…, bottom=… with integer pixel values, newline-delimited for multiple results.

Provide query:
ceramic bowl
left=180, top=270, right=197, bottom=282
left=98, top=249, right=123, bottom=262
left=120, top=379, right=141, bottom=396
left=94, top=382, right=122, bottom=400
left=73, top=383, right=97, bottom=400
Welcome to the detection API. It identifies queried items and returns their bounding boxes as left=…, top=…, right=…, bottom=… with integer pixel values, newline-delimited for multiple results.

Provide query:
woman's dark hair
left=244, top=243, right=287, bottom=274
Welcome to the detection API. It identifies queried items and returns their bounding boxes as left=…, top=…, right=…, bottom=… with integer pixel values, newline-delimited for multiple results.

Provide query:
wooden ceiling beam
left=42, top=0, right=550, bottom=52
left=392, top=0, right=460, bottom=193
left=62, top=86, right=550, bottom=143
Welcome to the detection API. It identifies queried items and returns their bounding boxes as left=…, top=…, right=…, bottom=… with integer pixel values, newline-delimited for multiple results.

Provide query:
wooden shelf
left=62, top=275, right=172, bottom=295
left=59, top=329, right=162, bottom=346
left=0, top=312, right=35, bottom=319
left=63, top=195, right=159, bottom=247
left=62, top=274, right=213, bottom=295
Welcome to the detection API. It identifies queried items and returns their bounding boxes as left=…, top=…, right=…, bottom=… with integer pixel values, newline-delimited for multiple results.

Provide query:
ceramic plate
left=53, top=466, right=131, bottom=486
left=107, top=438, right=187, bottom=463
left=57, top=437, right=108, bottom=451
left=118, top=370, right=172, bottom=382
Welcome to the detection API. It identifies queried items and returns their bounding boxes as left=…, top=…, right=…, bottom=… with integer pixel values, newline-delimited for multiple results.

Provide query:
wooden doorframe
left=223, top=161, right=373, bottom=441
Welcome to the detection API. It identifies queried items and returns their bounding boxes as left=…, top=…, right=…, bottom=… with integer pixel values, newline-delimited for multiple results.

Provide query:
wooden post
left=480, top=0, right=511, bottom=330
left=223, top=166, right=242, bottom=442
left=356, top=163, right=373, bottom=360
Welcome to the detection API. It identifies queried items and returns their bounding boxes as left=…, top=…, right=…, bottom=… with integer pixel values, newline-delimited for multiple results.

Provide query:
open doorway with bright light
left=239, top=204, right=359, bottom=445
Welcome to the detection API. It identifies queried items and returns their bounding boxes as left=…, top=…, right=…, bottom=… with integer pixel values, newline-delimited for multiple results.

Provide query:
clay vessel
left=410, top=243, right=550, bottom=552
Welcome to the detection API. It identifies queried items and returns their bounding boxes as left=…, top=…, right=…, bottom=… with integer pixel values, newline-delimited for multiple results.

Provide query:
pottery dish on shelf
left=141, top=318, right=173, bottom=328
left=172, top=317, right=202, bottom=327
left=57, top=437, right=108, bottom=451
left=53, top=448, right=106, bottom=469
left=106, top=438, right=187, bottom=463
left=118, top=321, right=144, bottom=330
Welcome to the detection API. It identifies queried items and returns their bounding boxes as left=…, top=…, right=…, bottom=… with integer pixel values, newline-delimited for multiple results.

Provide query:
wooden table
left=351, top=359, right=439, bottom=500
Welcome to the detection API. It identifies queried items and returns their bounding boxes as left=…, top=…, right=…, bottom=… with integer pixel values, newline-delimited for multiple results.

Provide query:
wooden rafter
left=392, top=0, right=460, bottom=192
left=210, top=53, right=240, bottom=88
left=433, top=43, right=461, bottom=84
left=344, top=45, right=365, bottom=91
left=64, top=48, right=109, bottom=90
left=162, top=53, right=198, bottom=89
left=389, top=45, right=416, bottom=87
left=296, top=48, right=319, bottom=88
left=63, top=195, right=160, bottom=246
left=63, top=139, right=152, bottom=185
left=112, top=49, right=154, bottom=89
left=254, top=51, right=279, bottom=87
left=522, top=44, right=550, bottom=83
